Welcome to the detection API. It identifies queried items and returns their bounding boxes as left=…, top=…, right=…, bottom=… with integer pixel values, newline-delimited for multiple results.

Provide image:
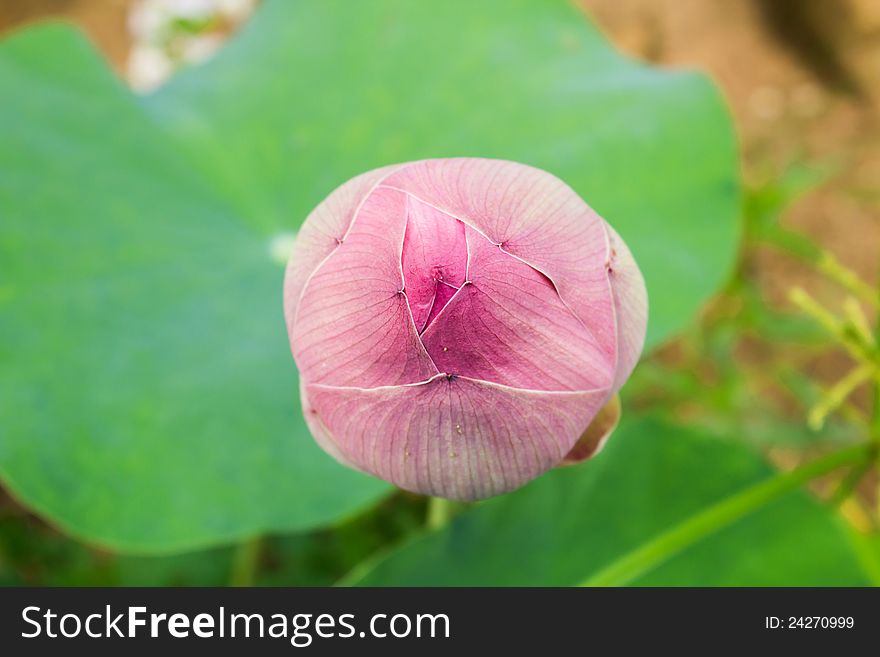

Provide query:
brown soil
left=580, top=0, right=880, bottom=296
left=0, top=0, right=131, bottom=72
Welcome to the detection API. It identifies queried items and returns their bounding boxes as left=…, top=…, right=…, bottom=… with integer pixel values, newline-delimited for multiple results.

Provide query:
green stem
left=873, top=375, right=880, bottom=442
left=816, top=251, right=880, bottom=309
left=426, top=497, right=454, bottom=530
left=229, top=535, right=262, bottom=587
left=872, top=312, right=880, bottom=521
left=338, top=498, right=458, bottom=586
left=808, top=363, right=874, bottom=430
left=789, top=288, right=879, bottom=367
left=580, top=443, right=874, bottom=587
left=830, top=459, right=873, bottom=507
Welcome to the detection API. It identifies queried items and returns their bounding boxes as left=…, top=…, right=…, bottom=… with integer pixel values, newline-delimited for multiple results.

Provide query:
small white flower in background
left=171, top=0, right=217, bottom=19
left=127, top=1, right=168, bottom=43
left=217, top=0, right=257, bottom=21
left=127, top=45, right=173, bottom=92
left=181, top=34, right=224, bottom=64
left=126, top=0, right=258, bottom=92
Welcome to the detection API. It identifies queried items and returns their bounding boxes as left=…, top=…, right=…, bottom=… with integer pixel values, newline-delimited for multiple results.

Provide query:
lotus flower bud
left=284, top=159, right=647, bottom=500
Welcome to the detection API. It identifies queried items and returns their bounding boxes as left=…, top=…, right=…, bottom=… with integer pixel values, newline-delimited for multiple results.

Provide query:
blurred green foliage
left=0, top=491, right=425, bottom=586
left=353, top=417, right=877, bottom=586
left=0, top=0, right=736, bottom=552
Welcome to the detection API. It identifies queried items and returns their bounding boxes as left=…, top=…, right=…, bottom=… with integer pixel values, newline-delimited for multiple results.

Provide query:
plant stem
left=808, top=363, right=874, bottom=430
left=426, top=497, right=454, bottom=530
left=579, top=442, right=875, bottom=587
left=789, top=287, right=879, bottom=367
left=873, top=373, right=880, bottom=443
left=830, top=459, right=873, bottom=507
left=816, top=251, right=880, bottom=309
left=229, top=535, right=262, bottom=587
left=872, top=310, right=880, bottom=521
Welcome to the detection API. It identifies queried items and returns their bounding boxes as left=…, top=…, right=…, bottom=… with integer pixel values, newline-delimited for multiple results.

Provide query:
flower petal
left=284, top=165, right=395, bottom=330
left=400, top=194, right=468, bottom=333
left=380, top=158, right=616, bottom=361
left=306, top=375, right=609, bottom=500
left=606, top=225, right=649, bottom=392
left=299, top=377, right=353, bottom=467
left=420, top=225, right=613, bottom=391
left=291, top=185, right=438, bottom=387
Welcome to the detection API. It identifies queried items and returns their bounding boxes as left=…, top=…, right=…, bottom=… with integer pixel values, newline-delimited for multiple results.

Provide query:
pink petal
left=306, top=375, right=609, bottom=500
left=419, top=225, right=613, bottom=391
left=606, top=225, right=648, bottom=392
left=380, top=158, right=616, bottom=362
left=291, top=186, right=438, bottom=387
left=284, top=166, right=396, bottom=331
left=299, top=378, right=353, bottom=468
left=400, top=195, right=468, bottom=333
left=286, top=158, right=648, bottom=500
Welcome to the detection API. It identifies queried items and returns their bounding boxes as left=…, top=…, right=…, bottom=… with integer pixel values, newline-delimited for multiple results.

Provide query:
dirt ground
left=582, top=0, right=880, bottom=303
left=0, top=0, right=130, bottom=64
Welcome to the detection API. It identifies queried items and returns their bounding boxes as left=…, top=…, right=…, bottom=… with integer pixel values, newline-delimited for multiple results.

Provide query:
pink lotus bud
left=284, top=159, right=647, bottom=500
